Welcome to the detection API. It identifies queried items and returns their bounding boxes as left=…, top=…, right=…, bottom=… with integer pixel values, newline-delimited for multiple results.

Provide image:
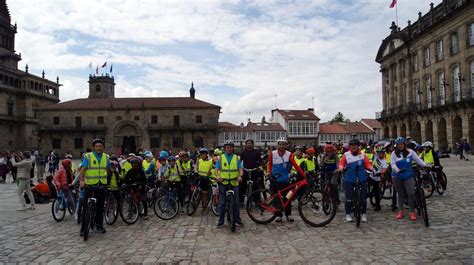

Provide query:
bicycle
left=379, top=171, right=394, bottom=199
left=419, top=169, right=435, bottom=198
left=425, top=166, right=447, bottom=195
left=366, top=170, right=382, bottom=207
left=153, top=181, right=179, bottom=220
left=104, top=190, right=119, bottom=225
left=120, top=183, right=146, bottom=225
left=346, top=170, right=367, bottom=228
left=146, top=183, right=160, bottom=209
left=414, top=170, right=429, bottom=227
left=51, top=187, right=76, bottom=222
left=81, top=184, right=105, bottom=241
left=246, top=173, right=337, bottom=227
left=210, top=183, right=219, bottom=216
left=186, top=177, right=208, bottom=216
left=243, top=168, right=259, bottom=204
left=220, top=181, right=238, bottom=233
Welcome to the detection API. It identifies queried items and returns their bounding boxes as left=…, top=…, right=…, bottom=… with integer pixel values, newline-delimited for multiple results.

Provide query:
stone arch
left=425, top=120, right=433, bottom=142
left=114, top=121, right=142, bottom=155
left=400, top=123, right=407, bottom=138
left=391, top=124, right=397, bottom=139
left=412, top=121, right=421, bottom=143
left=452, top=115, right=463, bottom=152
left=438, top=118, right=448, bottom=152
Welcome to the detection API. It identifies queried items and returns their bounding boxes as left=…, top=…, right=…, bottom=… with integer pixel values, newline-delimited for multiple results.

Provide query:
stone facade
left=376, top=0, right=474, bottom=152
left=0, top=0, right=60, bottom=151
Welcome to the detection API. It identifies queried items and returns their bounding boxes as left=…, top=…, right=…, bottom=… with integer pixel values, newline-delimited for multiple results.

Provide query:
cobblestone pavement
left=0, top=157, right=473, bottom=264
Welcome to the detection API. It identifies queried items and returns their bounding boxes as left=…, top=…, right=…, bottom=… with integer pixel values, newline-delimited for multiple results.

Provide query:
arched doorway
left=391, top=124, right=398, bottom=139
left=452, top=115, right=463, bottom=153
left=114, top=121, right=142, bottom=155
left=400, top=123, right=407, bottom=137
left=384, top=126, right=389, bottom=139
left=438, top=118, right=448, bottom=152
left=412, top=122, right=421, bottom=143
left=425, top=120, right=433, bottom=142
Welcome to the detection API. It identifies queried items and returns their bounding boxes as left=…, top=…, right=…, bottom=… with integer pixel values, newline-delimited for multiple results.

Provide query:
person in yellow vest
left=365, top=146, right=375, bottom=162
left=163, top=156, right=184, bottom=212
left=177, top=151, right=194, bottom=203
left=291, top=146, right=307, bottom=176
left=121, top=153, right=135, bottom=179
left=79, top=138, right=111, bottom=236
left=194, top=148, right=213, bottom=213
left=305, top=147, right=319, bottom=176
left=215, top=141, right=243, bottom=228
left=108, top=155, right=122, bottom=205
left=421, top=141, right=446, bottom=191
left=142, top=151, right=156, bottom=186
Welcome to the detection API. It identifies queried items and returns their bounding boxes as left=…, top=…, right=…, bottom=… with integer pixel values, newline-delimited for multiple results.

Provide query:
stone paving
left=0, top=157, right=473, bottom=264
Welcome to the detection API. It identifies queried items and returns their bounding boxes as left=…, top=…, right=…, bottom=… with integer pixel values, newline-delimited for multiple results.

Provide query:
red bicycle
left=246, top=174, right=337, bottom=227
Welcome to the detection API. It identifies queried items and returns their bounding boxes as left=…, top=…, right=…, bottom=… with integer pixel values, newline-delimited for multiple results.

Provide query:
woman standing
left=10, top=152, right=36, bottom=211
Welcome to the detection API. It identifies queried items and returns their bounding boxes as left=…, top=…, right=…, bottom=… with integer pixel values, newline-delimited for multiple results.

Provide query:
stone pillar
left=446, top=115, right=453, bottom=150
left=461, top=113, right=469, bottom=141
left=432, top=116, right=439, bottom=148
left=420, top=117, right=426, bottom=143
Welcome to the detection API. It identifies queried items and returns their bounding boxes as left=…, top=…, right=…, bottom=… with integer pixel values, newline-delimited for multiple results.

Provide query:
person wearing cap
left=142, top=151, right=156, bottom=186
left=337, top=138, right=373, bottom=223
left=305, top=147, right=318, bottom=176
left=163, top=156, right=185, bottom=212
left=266, top=137, right=306, bottom=223
left=391, top=137, right=426, bottom=221
left=79, top=138, right=111, bottom=236
left=124, top=157, right=149, bottom=220
left=215, top=141, right=244, bottom=227
left=194, top=148, right=213, bottom=213
left=239, top=139, right=264, bottom=205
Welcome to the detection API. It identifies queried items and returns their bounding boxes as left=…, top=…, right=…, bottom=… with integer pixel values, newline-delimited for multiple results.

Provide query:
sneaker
left=216, top=223, right=224, bottom=228
left=17, top=206, right=28, bottom=211
left=29, top=206, right=35, bottom=210
left=143, top=215, right=149, bottom=220
left=74, top=213, right=78, bottom=220
left=361, top=214, right=367, bottom=223
left=409, top=212, right=417, bottom=221
left=286, top=216, right=295, bottom=222
left=235, top=221, right=243, bottom=227
left=396, top=211, right=403, bottom=219
left=275, top=216, right=283, bottom=223
left=345, top=214, right=353, bottom=222
left=96, top=227, right=106, bottom=234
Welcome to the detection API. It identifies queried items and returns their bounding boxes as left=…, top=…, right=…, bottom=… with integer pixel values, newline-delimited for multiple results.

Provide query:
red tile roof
left=219, top=122, right=285, bottom=132
left=38, top=97, right=220, bottom=110
left=276, top=109, right=320, bottom=120
left=320, top=122, right=374, bottom=134
left=361, top=118, right=382, bottom=129
left=319, top=123, right=347, bottom=134
left=339, top=122, right=374, bottom=133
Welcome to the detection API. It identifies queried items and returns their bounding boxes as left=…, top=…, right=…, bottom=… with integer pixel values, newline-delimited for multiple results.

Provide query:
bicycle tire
left=89, top=201, right=96, bottom=230
left=105, top=193, right=118, bottom=225
left=354, top=188, right=361, bottom=228
left=186, top=188, right=201, bottom=216
left=211, top=191, right=219, bottom=216
left=120, top=197, right=139, bottom=225
left=246, top=189, right=277, bottom=225
left=227, top=193, right=236, bottom=233
left=77, top=197, right=84, bottom=225
left=420, top=191, right=429, bottom=227
left=298, top=190, right=337, bottom=227
left=436, top=172, right=447, bottom=195
left=154, top=196, right=179, bottom=220
left=381, top=182, right=393, bottom=199
left=51, top=198, right=66, bottom=222
left=82, top=203, right=90, bottom=241
left=421, top=175, right=435, bottom=199
left=367, top=184, right=376, bottom=207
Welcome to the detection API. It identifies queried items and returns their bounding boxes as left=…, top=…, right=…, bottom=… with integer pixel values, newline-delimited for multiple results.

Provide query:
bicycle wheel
left=421, top=175, right=435, bottom=199
left=186, top=188, right=201, bottom=216
left=298, top=190, right=337, bottom=227
left=51, top=198, right=66, bottom=222
left=154, top=196, right=179, bottom=220
left=227, top=194, right=236, bottom=233
left=354, top=189, right=361, bottom=228
left=82, top=203, right=90, bottom=241
left=367, top=184, right=376, bottom=207
left=105, top=193, right=118, bottom=225
left=120, top=198, right=139, bottom=225
left=77, top=197, right=84, bottom=225
left=246, top=189, right=277, bottom=225
left=211, top=190, right=219, bottom=216
left=420, top=191, right=429, bottom=227
left=436, top=172, right=447, bottom=195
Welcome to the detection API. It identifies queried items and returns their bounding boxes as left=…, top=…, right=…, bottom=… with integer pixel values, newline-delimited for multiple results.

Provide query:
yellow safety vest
left=109, top=170, right=119, bottom=190
left=306, top=157, right=317, bottom=173
left=142, top=159, right=156, bottom=178
left=219, top=154, right=239, bottom=186
left=166, top=165, right=181, bottom=182
left=385, top=152, right=391, bottom=164
left=366, top=153, right=374, bottom=161
left=84, top=152, right=109, bottom=185
left=291, top=156, right=306, bottom=174
left=422, top=150, right=434, bottom=165
left=71, top=163, right=75, bottom=174
left=197, top=159, right=213, bottom=178
left=178, top=160, right=192, bottom=175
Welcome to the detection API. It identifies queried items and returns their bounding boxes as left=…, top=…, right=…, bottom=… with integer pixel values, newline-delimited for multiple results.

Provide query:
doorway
left=122, top=136, right=137, bottom=154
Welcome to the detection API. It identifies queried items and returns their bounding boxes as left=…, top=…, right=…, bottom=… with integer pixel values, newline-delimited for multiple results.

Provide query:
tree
left=330, top=112, right=350, bottom=123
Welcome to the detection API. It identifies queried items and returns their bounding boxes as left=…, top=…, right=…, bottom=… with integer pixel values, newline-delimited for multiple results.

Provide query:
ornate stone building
left=0, top=0, right=60, bottom=151
left=376, top=0, right=474, bottom=152
left=37, top=76, right=221, bottom=156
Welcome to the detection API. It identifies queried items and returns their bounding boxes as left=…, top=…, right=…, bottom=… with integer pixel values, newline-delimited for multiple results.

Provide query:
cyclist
left=338, top=139, right=373, bottom=223
left=239, top=139, right=264, bottom=206
left=79, top=138, right=111, bottom=236
left=305, top=147, right=319, bottom=176
left=266, top=137, right=305, bottom=223
left=391, top=137, right=426, bottom=221
left=177, top=151, right=194, bottom=204
left=215, top=141, right=243, bottom=228
left=195, top=148, right=213, bottom=213
left=124, top=157, right=149, bottom=220
left=322, top=143, right=340, bottom=204
left=371, top=146, right=388, bottom=212
left=142, top=151, right=156, bottom=187
left=163, top=156, right=184, bottom=212
left=291, top=146, right=307, bottom=176
left=108, top=155, right=122, bottom=204
left=421, top=141, right=446, bottom=191
left=53, top=159, right=75, bottom=210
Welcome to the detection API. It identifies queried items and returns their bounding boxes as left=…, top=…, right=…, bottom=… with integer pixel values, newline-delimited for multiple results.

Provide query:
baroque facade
left=0, top=0, right=60, bottom=151
left=376, top=0, right=474, bottom=152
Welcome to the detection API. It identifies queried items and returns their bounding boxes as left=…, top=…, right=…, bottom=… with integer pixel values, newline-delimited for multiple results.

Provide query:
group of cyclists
left=51, top=134, right=446, bottom=238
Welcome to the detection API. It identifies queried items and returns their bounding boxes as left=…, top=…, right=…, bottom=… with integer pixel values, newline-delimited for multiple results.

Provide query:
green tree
left=330, top=112, right=350, bottom=123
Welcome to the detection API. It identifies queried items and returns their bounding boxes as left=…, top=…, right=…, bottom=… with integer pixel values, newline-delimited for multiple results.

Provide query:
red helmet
left=324, top=144, right=336, bottom=153
left=306, top=147, right=316, bottom=155
left=61, top=159, right=72, bottom=167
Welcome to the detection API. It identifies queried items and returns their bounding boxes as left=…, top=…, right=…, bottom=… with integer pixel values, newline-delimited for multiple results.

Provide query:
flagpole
left=395, top=1, right=399, bottom=26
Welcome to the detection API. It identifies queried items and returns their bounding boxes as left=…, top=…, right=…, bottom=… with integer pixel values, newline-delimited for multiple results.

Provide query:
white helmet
left=277, top=137, right=287, bottom=144
left=422, top=141, right=433, bottom=148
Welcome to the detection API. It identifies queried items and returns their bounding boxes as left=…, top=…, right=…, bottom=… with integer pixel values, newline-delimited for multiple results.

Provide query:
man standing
left=79, top=139, right=111, bottom=236
left=10, top=152, right=35, bottom=211
left=239, top=139, right=263, bottom=205
left=463, top=139, right=471, bottom=161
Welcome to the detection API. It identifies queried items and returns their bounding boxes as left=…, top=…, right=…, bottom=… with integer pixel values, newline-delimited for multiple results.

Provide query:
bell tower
left=0, top=0, right=21, bottom=70
left=88, top=74, right=115, bottom=98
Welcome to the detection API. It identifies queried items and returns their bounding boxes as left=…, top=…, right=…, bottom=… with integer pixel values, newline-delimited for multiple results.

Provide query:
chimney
left=308, top=108, right=314, bottom=113
left=190, top=82, right=195, bottom=99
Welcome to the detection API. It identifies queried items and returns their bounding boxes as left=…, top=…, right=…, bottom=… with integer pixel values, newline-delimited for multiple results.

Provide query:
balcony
left=39, top=125, right=107, bottom=132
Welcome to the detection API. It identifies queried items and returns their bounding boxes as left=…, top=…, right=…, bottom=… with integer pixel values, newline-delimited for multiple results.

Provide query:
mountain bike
left=81, top=184, right=105, bottom=241
left=379, top=171, right=394, bottom=199
left=419, top=169, right=435, bottom=198
left=414, top=171, right=429, bottom=227
left=350, top=174, right=363, bottom=228
left=104, top=190, right=119, bottom=225
left=51, top=188, right=76, bottom=222
left=210, top=183, right=219, bottom=216
left=243, top=168, right=259, bottom=203
left=220, top=180, right=238, bottom=233
left=186, top=177, right=208, bottom=216
left=154, top=181, right=179, bottom=220
left=120, top=183, right=146, bottom=225
left=425, top=166, right=447, bottom=195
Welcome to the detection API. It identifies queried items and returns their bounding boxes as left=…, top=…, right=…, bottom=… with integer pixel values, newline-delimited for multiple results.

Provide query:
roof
left=339, top=122, right=374, bottom=133
left=319, top=122, right=374, bottom=134
left=361, top=119, right=382, bottom=129
left=319, top=123, right=347, bottom=134
left=219, top=122, right=285, bottom=132
left=276, top=109, right=320, bottom=121
left=38, top=97, right=221, bottom=111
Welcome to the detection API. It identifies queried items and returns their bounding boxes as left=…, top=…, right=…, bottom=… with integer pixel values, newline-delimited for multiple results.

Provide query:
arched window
left=438, top=72, right=445, bottom=105
left=95, top=84, right=101, bottom=92
left=452, top=65, right=460, bottom=102
left=425, top=75, right=432, bottom=108
left=414, top=80, right=420, bottom=104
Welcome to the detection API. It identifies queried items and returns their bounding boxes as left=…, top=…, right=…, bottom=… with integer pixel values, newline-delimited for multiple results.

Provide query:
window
left=412, top=52, right=419, bottom=72
left=423, top=47, right=430, bottom=66
left=436, top=40, right=443, bottom=61
left=194, top=137, right=204, bottom=148
left=52, top=138, right=61, bottom=149
left=468, top=22, right=474, bottom=46
left=425, top=75, right=432, bottom=108
left=453, top=65, right=461, bottom=102
left=95, top=84, right=101, bottom=92
left=53, top=116, right=60, bottom=125
left=151, top=115, right=158, bottom=124
left=451, top=32, right=459, bottom=54
left=74, top=138, right=83, bottom=149
left=116, top=116, right=122, bottom=121
left=134, top=116, right=139, bottom=121
left=150, top=138, right=160, bottom=148
left=414, top=81, right=420, bottom=104
left=470, top=61, right=474, bottom=98
left=403, top=84, right=409, bottom=104
left=173, top=115, right=180, bottom=127
left=7, top=102, right=13, bottom=116
left=196, top=115, right=202, bottom=124
left=438, top=72, right=446, bottom=105
left=75, top=117, right=82, bottom=128
left=172, top=137, right=182, bottom=148
left=97, top=116, right=104, bottom=124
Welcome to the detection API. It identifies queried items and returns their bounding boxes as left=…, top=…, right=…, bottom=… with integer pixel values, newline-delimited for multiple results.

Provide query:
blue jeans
left=218, top=184, right=241, bottom=225
left=344, top=181, right=367, bottom=215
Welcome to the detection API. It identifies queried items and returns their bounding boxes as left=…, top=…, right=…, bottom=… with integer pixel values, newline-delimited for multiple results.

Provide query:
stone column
left=446, top=115, right=453, bottom=150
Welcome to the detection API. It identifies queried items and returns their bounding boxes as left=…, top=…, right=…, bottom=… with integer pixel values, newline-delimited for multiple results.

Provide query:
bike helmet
left=395, top=137, right=406, bottom=145
left=199, top=148, right=209, bottom=154
left=92, top=138, right=105, bottom=146
left=167, top=156, right=176, bottom=161
left=244, top=138, right=254, bottom=145
left=213, top=148, right=222, bottom=156
left=144, top=151, right=153, bottom=158
left=159, top=150, right=169, bottom=159
left=324, top=144, right=336, bottom=153
left=306, top=147, right=315, bottom=155
left=375, top=146, right=384, bottom=153
left=277, top=137, right=287, bottom=144
left=129, top=157, right=141, bottom=165
left=294, top=145, right=302, bottom=150
left=223, top=140, right=234, bottom=147
left=422, top=141, right=433, bottom=148
left=61, top=159, right=72, bottom=167
left=110, top=154, right=118, bottom=161
left=348, top=139, right=360, bottom=146
left=65, top=154, right=73, bottom=159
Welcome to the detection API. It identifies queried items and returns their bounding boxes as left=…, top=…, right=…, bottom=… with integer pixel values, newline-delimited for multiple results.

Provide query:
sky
left=9, top=0, right=442, bottom=123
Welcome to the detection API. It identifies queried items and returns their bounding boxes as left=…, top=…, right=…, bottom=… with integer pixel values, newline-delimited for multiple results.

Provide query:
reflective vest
left=84, top=152, right=109, bottom=185
left=306, top=156, right=317, bottom=173
left=166, top=165, right=181, bottom=182
left=178, top=160, right=192, bottom=175
left=366, top=153, right=374, bottom=162
left=71, top=163, right=75, bottom=174
left=422, top=150, right=434, bottom=165
left=385, top=152, right=392, bottom=165
left=122, top=161, right=132, bottom=176
left=142, top=159, right=156, bottom=178
left=219, top=154, right=240, bottom=186
left=109, top=171, right=119, bottom=190
left=291, top=156, right=306, bottom=174
left=197, top=159, right=213, bottom=178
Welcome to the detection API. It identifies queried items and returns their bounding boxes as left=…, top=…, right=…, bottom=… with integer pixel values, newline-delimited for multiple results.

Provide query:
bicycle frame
left=261, top=177, right=309, bottom=213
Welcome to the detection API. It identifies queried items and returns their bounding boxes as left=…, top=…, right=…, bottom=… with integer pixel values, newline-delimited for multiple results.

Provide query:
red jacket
left=54, top=168, right=71, bottom=190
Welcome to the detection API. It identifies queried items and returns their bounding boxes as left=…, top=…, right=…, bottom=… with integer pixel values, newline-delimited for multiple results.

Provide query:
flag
left=96, top=65, right=98, bottom=75
left=110, top=64, right=113, bottom=73
left=101, top=61, right=107, bottom=68
left=389, top=0, right=397, bottom=8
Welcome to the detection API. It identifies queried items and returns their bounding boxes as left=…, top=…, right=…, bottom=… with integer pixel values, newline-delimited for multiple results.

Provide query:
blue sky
left=9, top=0, right=442, bottom=123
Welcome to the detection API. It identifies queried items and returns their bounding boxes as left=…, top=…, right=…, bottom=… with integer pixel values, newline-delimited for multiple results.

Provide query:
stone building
left=270, top=108, right=320, bottom=146
left=376, top=0, right=474, bottom=152
left=218, top=121, right=286, bottom=148
left=0, top=0, right=60, bottom=151
left=37, top=76, right=221, bottom=156
left=319, top=121, right=377, bottom=145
